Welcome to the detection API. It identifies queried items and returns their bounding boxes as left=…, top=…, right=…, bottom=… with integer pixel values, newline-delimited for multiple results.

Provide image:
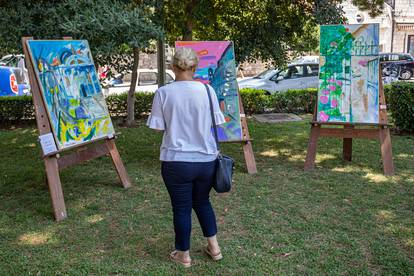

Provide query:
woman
left=147, top=47, right=226, bottom=268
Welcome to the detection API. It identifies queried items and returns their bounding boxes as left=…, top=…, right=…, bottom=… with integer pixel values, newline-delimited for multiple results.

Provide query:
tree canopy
left=0, top=0, right=161, bottom=59
left=0, top=0, right=386, bottom=67
left=162, top=0, right=385, bottom=65
left=351, top=0, right=386, bottom=17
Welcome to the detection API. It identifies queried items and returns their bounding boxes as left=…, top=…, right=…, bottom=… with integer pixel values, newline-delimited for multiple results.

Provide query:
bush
left=239, top=88, right=270, bottom=115
left=385, top=82, right=414, bottom=133
left=271, top=88, right=317, bottom=114
left=3, top=84, right=412, bottom=133
left=0, top=93, right=155, bottom=123
left=134, top=93, right=155, bottom=118
left=106, top=92, right=154, bottom=118
left=106, top=93, right=128, bottom=117
left=0, top=96, right=35, bottom=122
left=0, top=88, right=320, bottom=122
left=239, top=88, right=317, bottom=115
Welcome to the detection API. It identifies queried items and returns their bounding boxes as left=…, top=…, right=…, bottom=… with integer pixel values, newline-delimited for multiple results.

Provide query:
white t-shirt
left=146, top=81, right=226, bottom=162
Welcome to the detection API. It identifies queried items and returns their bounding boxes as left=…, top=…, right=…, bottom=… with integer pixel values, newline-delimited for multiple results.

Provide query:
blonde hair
left=173, top=47, right=199, bottom=71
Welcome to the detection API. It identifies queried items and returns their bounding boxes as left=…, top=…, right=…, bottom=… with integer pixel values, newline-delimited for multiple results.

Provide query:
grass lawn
left=0, top=116, right=413, bottom=275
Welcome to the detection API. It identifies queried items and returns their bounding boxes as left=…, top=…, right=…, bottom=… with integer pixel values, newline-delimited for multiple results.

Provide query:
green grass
left=0, top=116, right=413, bottom=275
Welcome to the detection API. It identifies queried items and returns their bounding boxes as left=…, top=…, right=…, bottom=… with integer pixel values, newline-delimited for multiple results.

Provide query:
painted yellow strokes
left=58, top=115, right=113, bottom=146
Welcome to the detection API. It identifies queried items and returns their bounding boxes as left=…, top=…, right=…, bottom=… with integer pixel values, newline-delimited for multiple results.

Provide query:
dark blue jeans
left=161, top=160, right=218, bottom=251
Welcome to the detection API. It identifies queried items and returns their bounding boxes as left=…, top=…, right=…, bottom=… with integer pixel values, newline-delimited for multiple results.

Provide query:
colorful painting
left=318, top=24, right=380, bottom=123
left=175, top=41, right=242, bottom=142
left=27, top=40, right=115, bottom=150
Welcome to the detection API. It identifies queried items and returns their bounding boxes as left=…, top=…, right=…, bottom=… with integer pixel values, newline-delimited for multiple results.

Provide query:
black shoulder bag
left=204, top=84, right=234, bottom=193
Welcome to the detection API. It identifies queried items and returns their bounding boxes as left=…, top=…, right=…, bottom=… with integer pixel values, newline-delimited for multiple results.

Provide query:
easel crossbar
left=57, top=142, right=110, bottom=170
left=310, top=121, right=391, bottom=127
left=319, top=128, right=379, bottom=139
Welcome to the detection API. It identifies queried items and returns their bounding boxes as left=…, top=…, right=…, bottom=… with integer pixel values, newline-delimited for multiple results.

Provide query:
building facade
left=342, top=0, right=414, bottom=55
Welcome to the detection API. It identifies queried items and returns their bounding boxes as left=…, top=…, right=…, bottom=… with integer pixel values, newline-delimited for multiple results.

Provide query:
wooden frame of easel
left=304, top=65, right=395, bottom=176
left=221, top=93, right=257, bottom=174
left=22, top=37, right=132, bottom=221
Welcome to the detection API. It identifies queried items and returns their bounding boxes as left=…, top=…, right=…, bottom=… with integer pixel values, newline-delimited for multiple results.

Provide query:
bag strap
left=204, top=83, right=220, bottom=152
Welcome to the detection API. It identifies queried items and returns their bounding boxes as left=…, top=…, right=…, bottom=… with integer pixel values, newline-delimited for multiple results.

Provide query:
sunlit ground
left=0, top=117, right=413, bottom=274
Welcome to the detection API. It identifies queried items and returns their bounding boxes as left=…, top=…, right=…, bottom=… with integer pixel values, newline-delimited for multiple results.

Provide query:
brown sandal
left=204, top=246, right=223, bottom=261
left=169, top=250, right=192, bottom=268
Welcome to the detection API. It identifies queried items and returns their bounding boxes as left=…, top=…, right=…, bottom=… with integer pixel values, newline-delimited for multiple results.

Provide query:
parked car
left=291, top=55, right=319, bottom=64
left=238, top=62, right=319, bottom=94
left=0, top=54, right=30, bottom=96
left=107, top=69, right=175, bottom=95
left=380, top=52, right=414, bottom=80
left=0, top=66, right=30, bottom=96
left=0, top=54, right=25, bottom=67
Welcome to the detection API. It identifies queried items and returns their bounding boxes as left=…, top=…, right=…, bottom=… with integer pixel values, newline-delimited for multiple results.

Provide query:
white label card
left=39, top=133, right=58, bottom=155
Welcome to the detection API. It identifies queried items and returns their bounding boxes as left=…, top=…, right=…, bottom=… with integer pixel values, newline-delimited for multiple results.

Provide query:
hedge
left=271, top=89, right=317, bottom=114
left=105, top=93, right=154, bottom=118
left=239, top=88, right=317, bottom=115
left=0, top=93, right=154, bottom=123
left=0, top=96, right=35, bottom=121
left=1, top=84, right=413, bottom=133
left=384, top=82, right=414, bottom=133
left=238, top=88, right=270, bottom=114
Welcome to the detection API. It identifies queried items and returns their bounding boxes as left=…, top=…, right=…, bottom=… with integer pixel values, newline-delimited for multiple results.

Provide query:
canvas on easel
left=23, top=37, right=131, bottom=221
left=175, top=41, right=257, bottom=174
left=304, top=24, right=395, bottom=175
left=27, top=39, right=115, bottom=150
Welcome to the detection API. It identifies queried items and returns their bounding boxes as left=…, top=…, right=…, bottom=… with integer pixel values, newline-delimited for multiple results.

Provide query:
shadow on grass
left=0, top=118, right=413, bottom=274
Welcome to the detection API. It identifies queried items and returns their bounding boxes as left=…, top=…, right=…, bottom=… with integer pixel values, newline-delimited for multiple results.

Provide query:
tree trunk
left=157, top=38, right=166, bottom=87
left=126, top=47, right=140, bottom=127
left=183, top=0, right=196, bottom=40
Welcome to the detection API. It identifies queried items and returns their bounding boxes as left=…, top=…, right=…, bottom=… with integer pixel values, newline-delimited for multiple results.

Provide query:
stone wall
left=342, top=0, right=414, bottom=54
left=393, top=29, right=414, bottom=53
left=238, top=60, right=268, bottom=77
left=138, top=52, right=268, bottom=77
left=139, top=52, right=158, bottom=69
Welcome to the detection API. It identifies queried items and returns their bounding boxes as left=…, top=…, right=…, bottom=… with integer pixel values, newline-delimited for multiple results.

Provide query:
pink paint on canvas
left=331, top=98, right=338, bottom=108
left=320, top=95, right=329, bottom=104
left=175, top=41, right=230, bottom=69
left=358, top=60, right=368, bottom=66
left=319, top=111, right=329, bottom=122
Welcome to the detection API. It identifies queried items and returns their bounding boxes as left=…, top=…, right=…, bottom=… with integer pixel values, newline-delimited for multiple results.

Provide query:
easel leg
left=379, top=127, right=395, bottom=176
left=106, top=139, right=132, bottom=188
left=44, top=157, right=67, bottom=221
left=242, top=141, right=257, bottom=174
left=343, top=125, right=354, bottom=161
left=304, top=124, right=321, bottom=171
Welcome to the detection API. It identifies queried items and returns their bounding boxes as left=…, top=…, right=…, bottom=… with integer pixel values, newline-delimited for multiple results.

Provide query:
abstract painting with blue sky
left=27, top=40, right=115, bottom=150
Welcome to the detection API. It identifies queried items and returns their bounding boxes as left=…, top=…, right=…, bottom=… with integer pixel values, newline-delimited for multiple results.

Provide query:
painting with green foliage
left=317, top=24, right=379, bottom=123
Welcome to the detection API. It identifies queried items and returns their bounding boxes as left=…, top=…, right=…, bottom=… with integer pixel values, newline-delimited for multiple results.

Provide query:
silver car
left=238, top=62, right=319, bottom=94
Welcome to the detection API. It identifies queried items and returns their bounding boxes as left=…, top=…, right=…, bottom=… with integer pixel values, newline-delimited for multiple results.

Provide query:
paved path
left=253, top=113, right=303, bottom=123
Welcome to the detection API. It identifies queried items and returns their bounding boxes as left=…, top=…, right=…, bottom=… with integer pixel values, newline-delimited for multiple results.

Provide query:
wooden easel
left=22, top=37, right=131, bottom=221
left=222, top=94, right=257, bottom=174
left=304, top=66, right=395, bottom=176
